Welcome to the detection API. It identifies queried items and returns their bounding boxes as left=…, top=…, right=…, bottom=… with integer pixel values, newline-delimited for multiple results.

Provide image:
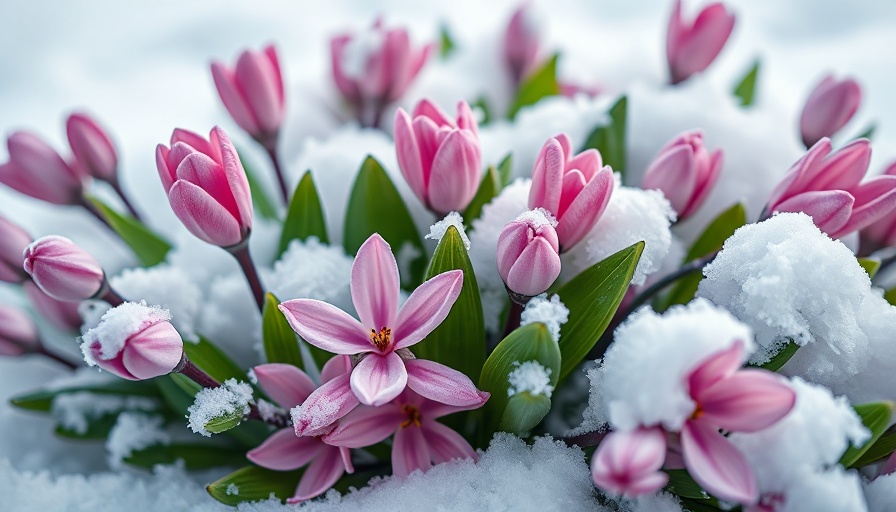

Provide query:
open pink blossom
left=247, top=360, right=353, bottom=503
left=591, top=427, right=669, bottom=497
left=323, top=389, right=482, bottom=478
left=666, top=0, right=735, bottom=84
left=280, top=233, right=488, bottom=434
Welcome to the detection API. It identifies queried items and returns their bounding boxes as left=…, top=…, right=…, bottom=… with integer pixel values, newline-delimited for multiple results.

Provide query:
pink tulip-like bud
left=0, top=215, right=32, bottom=283
left=0, top=131, right=87, bottom=205
left=529, top=134, right=614, bottom=251
left=591, top=427, right=669, bottom=497
left=799, top=75, right=861, bottom=148
left=211, top=45, right=285, bottom=148
left=861, top=161, right=896, bottom=251
left=155, top=126, right=253, bottom=247
left=23, top=280, right=82, bottom=332
left=394, top=99, right=482, bottom=214
left=642, top=130, right=723, bottom=220
left=80, top=301, right=183, bottom=381
left=496, top=209, right=562, bottom=297
left=66, top=112, right=119, bottom=183
left=0, top=305, right=40, bottom=356
left=503, top=4, right=541, bottom=85
left=766, top=138, right=896, bottom=239
left=666, top=0, right=735, bottom=84
left=23, top=236, right=105, bottom=302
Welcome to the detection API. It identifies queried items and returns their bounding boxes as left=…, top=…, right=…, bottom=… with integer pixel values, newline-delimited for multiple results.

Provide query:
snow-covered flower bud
left=0, top=305, right=40, bottom=356
left=155, top=126, right=253, bottom=247
left=799, top=74, right=861, bottom=148
left=0, top=131, right=88, bottom=205
left=503, top=4, right=541, bottom=85
left=591, top=427, right=669, bottom=497
left=642, top=130, right=722, bottom=221
left=80, top=301, right=183, bottom=381
left=394, top=99, right=482, bottom=215
left=496, top=209, right=561, bottom=297
left=211, top=45, right=285, bottom=148
left=66, top=112, right=119, bottom=183
left=23, top=236, right=105, bottom=302
left=0, top=215, right=32, bottom=283
left=666, top=0, right=735, bottom=84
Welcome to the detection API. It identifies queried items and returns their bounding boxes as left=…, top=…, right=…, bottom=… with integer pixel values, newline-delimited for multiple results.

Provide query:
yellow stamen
left=400, top=404, right=422, bottom=428
left=690, top=403, right=704, bottom=420
left=370, top=326, right=392, bottom=351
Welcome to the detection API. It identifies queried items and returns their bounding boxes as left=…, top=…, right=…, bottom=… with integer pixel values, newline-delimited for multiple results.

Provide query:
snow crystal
left=595, top=298, right=754, bottom=432
left=394, top=242, right=423, bottom=283
left=106, top=412, right=170, bottom=468
left=256, top=399, right=282, bottom=423
left=78, top=300, right=110, bottom=334
left=425, top=212, right=471, bottom=250
left=507, top=361, right=554, bottom=398
left=625, top=493, right=683, bottom=512
left=515, top=207, right=557, bottom=228
left=110, top=265, right=202, bottom=342
left=520, top=293, right=568, bottom=342
left=568, top=363, right=609, bottom=436
left=79, top=301, right=172, bottom=365
left=270, top=238, right=355, bottom=315
left=226, top=483, right=240, bottom=496
left=187, top=379, right=253, bottom=437
left=865, top=472, right=896, bottom=512
left=563, top=182, right=675, bottom=287
left=246, top=368, right=258, bottom=384
left=51, top=392, right=159, bottom=435
left=197, top=273, right=262, bottom=366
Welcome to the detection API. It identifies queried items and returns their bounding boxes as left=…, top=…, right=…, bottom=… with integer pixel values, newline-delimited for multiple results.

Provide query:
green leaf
left=479, top=323, right=561, bottom=434
left=508, top=54, right=560, bottom=119
left=417, top=226, right=486, bottom=383
left=857, top=124, right=876, bottom=141
left=463, top=167, right=501, bottom=230
left=858, top=257, right=881, bottom=278
left=854, top=428, right=896, bottom=467
left=156, top=374, right=202, bottom=417
left=754, top=339, right=800, bottom=372
left=278, top=170, right=329, bottom=256
left=497, top=153, right=514, bottom=187
left=262, top=292, right=303, bottom=369
left=840, top=401, right=895, bottom=467
left=125, top=443, right=248, bottom=470
left=10, top=379, right=159, bottom=412
left=207, top=465, right=303, bottom=506
left=499, top=391, right=552, bottom=435
left=55, top=412, right=121, bottom=439
left=343, top=156, right=426, bottom=287
left=239, top=150, right=280, bottom=221
left=472, top=96, right=492, bottom=126
left=183, top=337, right=246, bottom=383
left=665, top=469, right=710, bottom=500
left=556, top=241, right=644, bottom=380
left=439, top=24, right=455, bottom=58
left=733, top=60, right=760, bottom=107
left=86, top=196, right=171, bottom=266
left=581, top=96, right=627, bottom=175
left=205, top=409, right=245, bottom=435
left=885, top=287, right=896, bottom=306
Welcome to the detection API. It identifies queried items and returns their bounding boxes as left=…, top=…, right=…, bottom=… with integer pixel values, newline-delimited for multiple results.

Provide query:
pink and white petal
left=320, top=355, right=353, bottom=384
left=539, top=139, right=566, bottom=214
left=167, top=180, right=242, bottom=247
left=235, top=50, right=283, bottom=134
left=210, top=61, right=259, bottom=135
left=556, top=166, right=614, bottom=250
left=412, top=98, right=454, bottom=128
left=350, top=352, right=408, bottom=406
left=339, top=446, right=354, bottom=474
left=170, top=128, right=211, bottom=156
left=688, top=340, right=745, bottom=398
left=392, top=426, right=432, bottom=478
left=774, top=190, right=853, bottom=235
left=279, top=299, right=371, bottom=355
left=423, top=420, right=477, bottom=464
left=247, top=428, right=323, bottom=470
left=394, top=109, right=427, bottom=202
left=815, top=138, right=871, bottom=191
left=626, top=472, right=670, bottom=496
left=175, top=152, right=241, bottom=220
left=405, top=359, right=490, bottom=407
left=698, top=370, right=796, bottom=433
left=253, top=363, right=317, bottom=409
left=323, top=405, right=403, bottom=448
left=681, top=421, right=758, bottom=505
left=289, top=444, right=347, bottom=503
left=293, top=374, right=360, bottom=436
left=392, top=270, right=463, bottom=349
left=121, top=322, right=184, bottom=380
left=351, top=234, right=400, bottom=331
left=210, top=126, right=254, bottom=230
left=833, top=177, right=896, bottom=237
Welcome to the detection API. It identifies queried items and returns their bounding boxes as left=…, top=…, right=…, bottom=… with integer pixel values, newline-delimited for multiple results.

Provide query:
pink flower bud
left=496, top=209, right=562, bottom=297
left=0, top=215, right=32, bottom=283
left=211, top=45, right=285, bottom=147
left=23, top=280, right=82, bottom=332
left=666, top=0, right=736, bottom=84
left=642, top=130, right=722, bottom=220
left=155, top=126, right=253, bottom=247
left=394, top=99, right=482, bottom=214
left=799, top=75, right=861, bottom=148
left=80, top=301, right=183, bottom=381
left=0, top=305, right=40, bottom=356
left=503, top=4, right=541, bottom=85
left=591, top=427, right=669, bottom=497
left=861, top=161, right=896, bottom=250
left=529, top=134, right=614, bottom=251
left=66, top=112, right=119, bottom=183
left=0, top=131, right=87, bottom=205
left=23, top=236, right=105, bottom=302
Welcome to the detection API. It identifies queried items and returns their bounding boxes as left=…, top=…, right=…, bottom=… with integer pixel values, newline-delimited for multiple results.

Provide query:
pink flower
left=155, top=126, right=253, bottom=247
left=0, top=305, right=39, bottom=356
left=666, top=0, right=735, bottom=84
left=642, top=130, right=722, bottom=221
left=23, top=280, right=82, bottom=332
left=496, top=209, right=561, bottom=297
left=23, top=236, right=105, bottom=302
left=0, top=131, right=88, bottom=205
left=66, top=112, right=118, bottom=183
left=591, top=427, right=669, bottom=497
left=394, top=99, right=482, bottom=215
left=80, top=302, right=184, bottom=381
left=247, top=361, right=354, bottom=503
left=528, top=134, right=614, bottom=251
left=323, top=389, right=481, bottom=478
left=280, top=233, right=488, bottom=435
left=765, top=138, right=896, bottom=239
left=503, top=4, right=541, bottom=85
left=0, top=215, right=32, bottom=283
left=211, top=45, right=285, bottom=148
left=863, top=161, right=896, bottom=250
left=800, top=75, right=861, bottom=148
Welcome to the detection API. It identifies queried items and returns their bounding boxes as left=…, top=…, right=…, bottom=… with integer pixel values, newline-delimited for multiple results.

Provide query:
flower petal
left=392, top=426, right=431, bottom=478
left=774, top=190, right=854, bottom=235
left=351, top=234, right=400, bottom=333
left=289, top=444, right=346, bottom=503
left=253, top=363, right=317, bottom=409
left=698, top=370, right=796, bottom=433
left=393, top=270, right=463, bottom=349
left=350, top=352, right=408, bottom=406
left=422, top=420, right=476, bottom=464
left=555, top=166, right=614, bottom=250
left=167, top=180, right=242, bottom=247
left=279, top=299, right=371, bottom=355
left=292, top=374, right=359, bottom=436
left=320, top=355, right=353, bottom=384
left=247, top=428, right=322, bottom=470
left=210, top=61, right=259, bottom=135
left=405, top=359, right=490, bottom=407
left=681, top=420, right=758, bottom=505
left=121, top=322, right=184, bottom=380
left=323, top=405, right=403, bottom=448
left=688, top=340, right=745, bottom=399
left=395, top=109, right=427, bottom=204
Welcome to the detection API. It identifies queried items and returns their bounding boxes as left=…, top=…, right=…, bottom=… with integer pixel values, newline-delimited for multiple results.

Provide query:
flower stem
left=36, top=345, right=79, bottom=370
left=79, top=196, right=114, bottom=231
left=263, top=144, right=290, bottom=206
left=561, top=430, right=608, bottom=448
left=227, top=241, right=266, bottom=312
left=501, top=290, right=531, bottom=340
left=110, top=181, right=143, bottom=222
left=100, top=286, right=125, bottom=307
left=246, top=404, right=291, bottom=429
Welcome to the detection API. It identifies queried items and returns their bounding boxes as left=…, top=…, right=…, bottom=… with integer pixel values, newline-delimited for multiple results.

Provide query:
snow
left=519, top=293, right=568, bottom=342
left=110, top=265, right=202, bottom=343
left=425, top=212, right=471, bottom=250
left=269, top=237, right=355, bottom=315
left=187, top=379, right=253, bottom=437
left=865, top=472, right=896, bottom=512
left=507, top=361, right=554, bottom=398
left=515, top=208, right=557, bottom=228
left=105, top=412, right=170, bottom=468
left=51, top=392, right=159, bottom=436
left=256, top=399, right=282, bottom=423
left=79, top=301, right=173, bottom=364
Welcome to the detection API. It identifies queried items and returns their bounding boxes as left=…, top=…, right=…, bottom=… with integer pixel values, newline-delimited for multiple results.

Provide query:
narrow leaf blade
left=508, top=54, right=560, bottom=119
left=207, top=465, right=303, bottom=505
left=463, top=166, right=501, bottom=227
left=733, top=61, right=760, bottom=107
left=87, top=196, right=171, bottom=266
left=278, top=170, right=329, bottom=257
left=262, top=292, right=303, bottom=369
left=840, top=401, right=894, bottom=467
left=581, top=96, right=627, bottom=175
left=183, top=336, right=247, bottom=383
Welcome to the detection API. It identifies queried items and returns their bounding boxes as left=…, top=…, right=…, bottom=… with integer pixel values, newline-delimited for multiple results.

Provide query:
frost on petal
left=186, top=379, right=253, bottom=437
left=292, top=374, right=360, bottom=436
left=79, top=301, right=172, bottom=364
left=425, top=211, right=471, bottom=250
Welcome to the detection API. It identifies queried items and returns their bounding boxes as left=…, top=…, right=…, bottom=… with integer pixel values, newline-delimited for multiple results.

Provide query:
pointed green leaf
left=665, top=469, right=711, bottom=500
left=10, top=379, right=159, bottom=412
left=753, top=339, right=800, bottom=372
left=262, top=292, right=303, bottom=369
left=497, top=153, right=514, bottom=187
left=886, top=287, right=896, bottom=306
left=183, top=336, right=246, bottom=383
left=854, top=428, right=896, bottom=467
left=238, top=150, right=280, bottom=221
left=733, top=60, right=760, bottom=107
left=841, top=401, right=894, bottom=467
left=508, top=54, right=560, bottom=119
left=125, top=443, right=248, bottom=470
left=278, top=170, right=329, bottom=256
left=499, top=391, right=552, bottom=436
left=207, top=465, right=303, bottom=505
left=857, top=124, right=876, bottom=141
left=440, top=24, right=456, bottom=58
left=463, top=167, right=502, bottom=228
left=581, top=96, right=627, bottom=175
left=556, top=241, right=644, bottom=380
left=86, top=196, right=171, bottom=266
left=55, top=412, right=122, bottom=439
left=156, top=374, right=202, bottom=417
left=205, top=409, right=245, bottom=434
left=417, top=226, right=486, bottom=382
left=858, top=257, right=881, bottom=279
left=343, top=156, right=426, bottom=287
